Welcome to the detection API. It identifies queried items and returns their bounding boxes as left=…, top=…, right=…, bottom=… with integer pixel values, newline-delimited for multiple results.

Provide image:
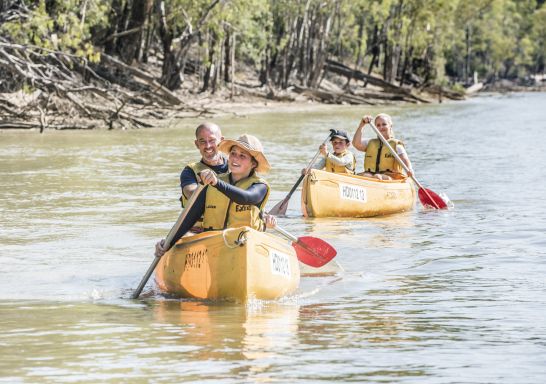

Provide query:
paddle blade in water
left=292, top=236, right=337, bottom=268
left=268, top=174, right=306, bottom=216
left=418, top=188, right=448, bottom=209
left=269, top=198, right=288, bottom=216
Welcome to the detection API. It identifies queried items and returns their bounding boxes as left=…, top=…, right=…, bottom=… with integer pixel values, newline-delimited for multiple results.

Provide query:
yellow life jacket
left=324, top=150, right=356, bottom=174
left=180, top=161, right=211, bottom=208
left=180, top=159, right=227, bottom=231
left=202, top=172, right=270, bottom=232
left=363, top=138, right=404, bottom=175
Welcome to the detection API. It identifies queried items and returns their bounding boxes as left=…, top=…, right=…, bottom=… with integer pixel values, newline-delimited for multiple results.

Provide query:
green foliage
left=3, top=0, right=542, bottom=84
left=451, top=82, right=466, bottom=93
left=530, top=3, right=546, bottom=71
left=222, top=0, right=271, bottom=65
left=1, top=0, right=109, bottom=60
left=167, top=0, right=546, bottom=84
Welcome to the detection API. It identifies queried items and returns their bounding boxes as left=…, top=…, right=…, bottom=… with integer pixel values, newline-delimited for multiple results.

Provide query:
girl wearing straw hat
left=155, top=134, right=276, bottom=257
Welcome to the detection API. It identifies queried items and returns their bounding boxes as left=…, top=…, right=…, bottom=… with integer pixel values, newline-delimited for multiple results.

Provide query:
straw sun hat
left=218, top=134, right=271, bottom=173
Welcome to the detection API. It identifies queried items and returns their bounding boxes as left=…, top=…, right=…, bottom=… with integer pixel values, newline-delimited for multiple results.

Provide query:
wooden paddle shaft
left=132, top=184, right=205, bottom=299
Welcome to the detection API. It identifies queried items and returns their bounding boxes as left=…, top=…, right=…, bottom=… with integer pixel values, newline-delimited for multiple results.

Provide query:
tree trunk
left=308, top=9, right=333, bottom=88
left=465, top=24, right=471, bottom=83
left=345, top=15, right=365, bottom=89
left=399, top=46, right=413, bottom=87
left=230, top=34, right=235, bottom=99
left=202, top=31, right=218, bottom=92
left=224, top=29, right=232, bottom=83
left=157, top=1, right=181, bottom=90
left=158, top=0, right=221, bottom=91
left=383, top=41, right=392, bottom=82
left=364, top=25, right=380, bottom=88
left=283, top=16, right=301, bottom=88
left=391, top=44, right=401, bottom=82
left=141, top=11, right=154, bottom=63
left=118, top=0, right=152, bottom=65
left=104, top=0, right=124, bottom=55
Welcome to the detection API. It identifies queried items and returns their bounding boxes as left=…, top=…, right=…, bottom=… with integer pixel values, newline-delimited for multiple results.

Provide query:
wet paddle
left=131, top=184, right=206, bottom=299
left=273, top=225, right=337, bottom=268
left=367, top=121, right=447, bottom=209
left=269, top=129, right=336, bottom=215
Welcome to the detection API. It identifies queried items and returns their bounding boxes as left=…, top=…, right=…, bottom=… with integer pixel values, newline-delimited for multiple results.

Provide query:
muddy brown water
left=1, top=93, right=546, bottom=383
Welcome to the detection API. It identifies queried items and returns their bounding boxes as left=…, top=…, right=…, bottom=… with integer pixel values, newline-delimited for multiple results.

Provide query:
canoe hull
left=155, top=226, right=300, bottom=301
left=301, top=169, right=415, bottom=217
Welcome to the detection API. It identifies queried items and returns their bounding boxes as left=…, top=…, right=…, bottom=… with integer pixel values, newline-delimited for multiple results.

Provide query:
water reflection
left=151, top=300, right=300, bottom=362
left=0, top=300, right=302, bottom=382
left=303, top=212, right=416, bottom=249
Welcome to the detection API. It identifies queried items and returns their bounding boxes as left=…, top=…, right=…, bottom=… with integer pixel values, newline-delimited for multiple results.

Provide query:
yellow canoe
left=301, top=169, right=415, bottom=217
left=155, top=226, right=300, bottom=302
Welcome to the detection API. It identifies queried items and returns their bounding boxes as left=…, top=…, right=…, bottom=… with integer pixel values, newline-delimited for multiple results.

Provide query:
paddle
left=367, top=121, right=447, bottom=209
left=131, top=184, right=206, bottom=299
left=269, top=129, right=336, bottom=215
left=273, top=225, right=337, bottom=268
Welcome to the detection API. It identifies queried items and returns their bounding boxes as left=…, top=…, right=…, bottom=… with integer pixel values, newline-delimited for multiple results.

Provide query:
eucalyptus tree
left=0, top=0, right=109, bottom=60
left=447, top=0, right=540, bottom=83
left=530, top=2, right=546, bottom=74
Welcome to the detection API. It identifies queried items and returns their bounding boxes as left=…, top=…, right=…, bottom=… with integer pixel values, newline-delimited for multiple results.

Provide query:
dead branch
left=0, top=38, right=204, bottom=131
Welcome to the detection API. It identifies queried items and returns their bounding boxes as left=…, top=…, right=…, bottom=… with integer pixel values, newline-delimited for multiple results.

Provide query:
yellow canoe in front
left=155, top=226, right=300, bottom=302
left=301, top=169, right=415, bottom=217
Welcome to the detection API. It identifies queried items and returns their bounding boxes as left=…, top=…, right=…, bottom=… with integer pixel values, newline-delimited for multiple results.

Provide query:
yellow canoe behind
left=155, top=226, right=300, bottom=302
left=301, top=169, right=415, bottom=217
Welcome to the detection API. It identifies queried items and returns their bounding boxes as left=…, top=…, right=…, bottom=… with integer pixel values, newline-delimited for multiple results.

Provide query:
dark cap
left=330, top=129, right=350, bottom=142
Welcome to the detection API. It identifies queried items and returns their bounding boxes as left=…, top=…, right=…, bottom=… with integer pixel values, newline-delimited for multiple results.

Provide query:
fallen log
left=99, top=53, right=184, bottom=106
left=292, top=85, right=375, bottom=105
left=0, top=38, right=210, bottom=131
left=0, top=121, right=98, bottom=130
left=324, top=59, right=431, bottom=104
left=422, top=84, right=465, bottom=100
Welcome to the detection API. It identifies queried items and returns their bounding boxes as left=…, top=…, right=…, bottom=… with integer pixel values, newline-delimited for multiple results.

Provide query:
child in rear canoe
left=303, top=129, right=356, bottom=175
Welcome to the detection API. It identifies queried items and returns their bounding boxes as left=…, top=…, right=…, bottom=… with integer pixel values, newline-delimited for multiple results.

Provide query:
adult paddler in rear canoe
left=300, top=117, right=416, bottom=218
left=352, top=113, right=414, bottom=180
left=354, top=113, right=449, bottom=209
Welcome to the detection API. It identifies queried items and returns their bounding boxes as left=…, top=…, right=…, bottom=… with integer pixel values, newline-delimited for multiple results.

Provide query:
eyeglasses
left=331, top=140, right=346, bottom=145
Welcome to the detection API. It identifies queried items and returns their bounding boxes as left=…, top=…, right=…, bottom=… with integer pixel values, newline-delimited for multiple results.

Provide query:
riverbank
left=1, top=46, right=542, bottom=132
left=481, top=78, right=546, bottom=93
left=0, top=43, right=465, bottom=132
left=0, top=86, right=436, bottom=131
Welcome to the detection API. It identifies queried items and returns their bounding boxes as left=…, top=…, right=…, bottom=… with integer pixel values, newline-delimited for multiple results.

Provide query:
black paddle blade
left=269, top=198, right=289, bottom=216
left=418, top=188, right=448, bottom=209
left=292, top=236, right=337, bottom=267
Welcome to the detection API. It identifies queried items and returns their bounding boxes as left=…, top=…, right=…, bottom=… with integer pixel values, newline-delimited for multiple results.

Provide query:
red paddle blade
left=418, top=188, right=448, bottom=209
left=292, top=236, right=337, bottom=268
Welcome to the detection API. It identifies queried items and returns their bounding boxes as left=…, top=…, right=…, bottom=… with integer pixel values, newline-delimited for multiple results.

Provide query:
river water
left=1, top=93, right=545, bottom=383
